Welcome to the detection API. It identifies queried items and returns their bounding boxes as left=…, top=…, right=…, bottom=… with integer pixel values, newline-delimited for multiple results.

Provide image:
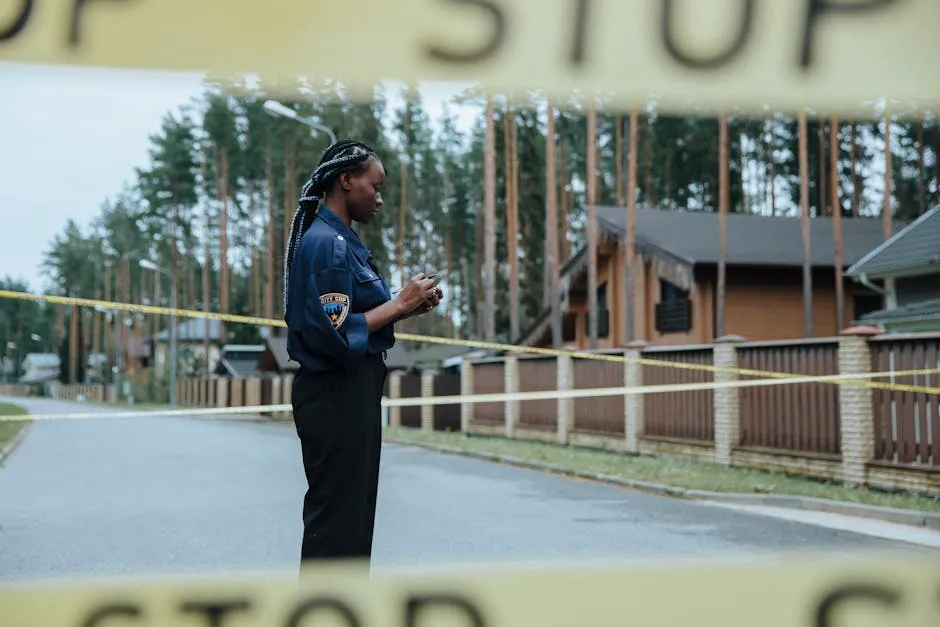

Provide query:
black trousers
left=291, top=353, right=386, bottom=564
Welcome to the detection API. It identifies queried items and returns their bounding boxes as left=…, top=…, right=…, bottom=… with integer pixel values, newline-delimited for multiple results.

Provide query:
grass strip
left=384, top=427, right=940, bottom=515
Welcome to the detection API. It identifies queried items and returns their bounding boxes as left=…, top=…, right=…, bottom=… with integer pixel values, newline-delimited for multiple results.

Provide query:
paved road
left=0, top=397, right=934, bottom=584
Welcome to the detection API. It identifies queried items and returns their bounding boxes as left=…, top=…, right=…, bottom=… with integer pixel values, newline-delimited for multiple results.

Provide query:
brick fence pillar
left=504, top=356, right=519, bottom=439
left=460, top=358, right=474, bottom=433
left=269, top=376, right=282, bottom=418
left=388, top=371, right=402, bottom=428
left=556, top=355, right=573, bottom=445
left=838, top=325, right=881, bottom=487
left=216, top=378, right=229, bottom=408
left=281, top=374, right=294, bottom=420
left=624, top=341, right=648, bottom=454
left=714, top=335, right=746, bottom=466
left=420, top=371, right=434, bottom=431
left=245, top=377, right=261, bottom=408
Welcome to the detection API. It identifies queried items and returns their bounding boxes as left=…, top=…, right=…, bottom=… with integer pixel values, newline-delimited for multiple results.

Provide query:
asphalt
left=0, top=397, right=935, bottom=585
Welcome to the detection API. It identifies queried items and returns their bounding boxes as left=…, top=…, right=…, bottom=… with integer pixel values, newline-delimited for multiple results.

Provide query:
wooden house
left=518, top=206, right=895, bottom=348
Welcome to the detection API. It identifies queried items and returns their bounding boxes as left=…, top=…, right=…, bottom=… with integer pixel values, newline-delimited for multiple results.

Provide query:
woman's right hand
left=394, top=273, right=437, bottom=316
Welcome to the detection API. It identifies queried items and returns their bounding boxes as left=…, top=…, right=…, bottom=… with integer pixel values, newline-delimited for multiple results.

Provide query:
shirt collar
left=317, top=204, right=372, bottom=262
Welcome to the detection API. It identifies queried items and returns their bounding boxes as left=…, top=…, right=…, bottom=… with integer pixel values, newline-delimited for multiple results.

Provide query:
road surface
left=0, top=397, right=935, bottom=584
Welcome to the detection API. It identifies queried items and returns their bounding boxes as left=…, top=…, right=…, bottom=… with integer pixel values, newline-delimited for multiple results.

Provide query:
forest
left=1, top=76, right=938, bottom=389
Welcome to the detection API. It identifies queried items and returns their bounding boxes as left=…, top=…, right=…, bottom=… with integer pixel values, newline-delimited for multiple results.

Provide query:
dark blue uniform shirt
left=285, top=205, right=395, bottom=372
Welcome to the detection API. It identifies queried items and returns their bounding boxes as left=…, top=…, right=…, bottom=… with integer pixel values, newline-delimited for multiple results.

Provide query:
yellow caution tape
left=2, top=289, right=938, bottom=395
left=1, top=0, right=937, bottom=116
left=0, top=290, right=940, bottom=394
left=0, top=290, right=280, bottom=328
left=0, top=554, right=937, bottom=627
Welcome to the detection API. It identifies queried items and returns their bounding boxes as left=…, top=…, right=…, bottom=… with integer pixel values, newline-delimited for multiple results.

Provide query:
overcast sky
left=0, top=62, right=475, bottom=294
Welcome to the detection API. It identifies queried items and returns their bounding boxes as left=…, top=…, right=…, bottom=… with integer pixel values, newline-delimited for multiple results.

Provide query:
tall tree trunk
left=665, top=146, right=674, bottom=208
left=883, top=112, right=894, bottom=305
left=643, top=116, right=655, bottom=205
left=152, top=264, right=159, bottom=356
left=184, top=247, right=194, bottom=314
left=92, top=265, right=100, bottom=356
left=103, top=263, right=111, bottom=361
left=817, top=122, right=828, bottom=216
left=505, top=104, right=520, bottom=342
left=398, top=109, right=410, bottom=279
left=916, top=116, right=926, bottom=216
left=282, top=133, right=296, bottom=318
left=884, top=113, right=894, bottom=239
left=849, top=122, right=859, bottom=217
left=121, top=255, right=130, bottom=375
left=218, top=149, right=230, bottom=345
left=586, top=102, right=599, bottom=349
left=716, top=114, right=729, bottom=339
left=69, top=302, right=78, bottom=384
left=934, top=122, right=940, bottom=207
left=625, top=110, right=638, bottom=343
left=738, top=134, right=747, bottom=214
left=483, top=94, right=496, bottom=342
left=247, top=181, right=258, bottom=317
left=474, top=209, right=485, bottom=337
left=460, top=256, right=472, bottom=338
left=545, top=99, right=561, bottom=348
left=171, top=201, right=180, bottom=346
left=81, top=308, right=90, bottom=384
left=831, top=118, right=844, bottom=331
left=798, top=110, right=814, bottom=337
left=445, top=222, right=454, bottom=338
left=134, top=264, right=145, bottom=379
left=558, top=139, right=569, bottom=263
left=201, top=152, right=210, bottom=374
left=265, top=142, right=276, bottom=325
left=616, top=114, right=624, bottom=206
left=55, top=302, right=64, bottom=372
left=769, top=127, right=777, bottom=216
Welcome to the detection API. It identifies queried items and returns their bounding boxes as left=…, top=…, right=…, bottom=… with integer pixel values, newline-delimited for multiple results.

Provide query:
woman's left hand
left=412, top=287, right=443, bottom=316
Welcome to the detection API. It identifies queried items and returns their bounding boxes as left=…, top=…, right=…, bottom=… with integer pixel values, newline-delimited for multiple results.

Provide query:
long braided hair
left=283, top=140, right=378, bottom=311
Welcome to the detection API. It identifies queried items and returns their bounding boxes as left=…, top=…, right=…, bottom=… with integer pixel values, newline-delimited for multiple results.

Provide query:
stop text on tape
left=1, top=0, right=937, bottom=116
left=0, top=555, right=937, bottom=627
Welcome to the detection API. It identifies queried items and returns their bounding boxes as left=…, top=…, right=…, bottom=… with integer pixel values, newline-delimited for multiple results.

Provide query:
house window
left=655, top=279, right=692, bottom=334
left=584, top=283, right=610, bottom=338
left=562, top=313, right=576, bottom=342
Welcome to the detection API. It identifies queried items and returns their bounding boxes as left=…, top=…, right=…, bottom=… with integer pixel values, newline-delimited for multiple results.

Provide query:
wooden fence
left=455, top=329, right=939, bottom=498
left=0, top=385, right=32, bottom=397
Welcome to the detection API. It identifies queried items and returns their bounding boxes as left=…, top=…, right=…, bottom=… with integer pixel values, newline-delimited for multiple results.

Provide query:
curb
left=383, top=435, right=940, bottom=532
left=0, top=420, right=32, bottom=466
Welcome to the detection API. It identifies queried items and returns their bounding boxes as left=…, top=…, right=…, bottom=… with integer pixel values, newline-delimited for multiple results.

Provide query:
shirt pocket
left=353, top=266, right=387, bottom=306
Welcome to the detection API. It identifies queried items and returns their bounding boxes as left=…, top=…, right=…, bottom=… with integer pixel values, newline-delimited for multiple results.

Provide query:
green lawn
left=384, top=428, right=940, bottom=515
left=0, top=402, right=30, bottom=454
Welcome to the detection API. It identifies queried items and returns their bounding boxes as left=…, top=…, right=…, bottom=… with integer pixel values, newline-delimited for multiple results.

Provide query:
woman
left=283, top=139, right=442, bottom=565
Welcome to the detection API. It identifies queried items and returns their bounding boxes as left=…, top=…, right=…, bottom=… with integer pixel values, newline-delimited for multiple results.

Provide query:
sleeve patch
left=320, top=292, right=350, bottom=328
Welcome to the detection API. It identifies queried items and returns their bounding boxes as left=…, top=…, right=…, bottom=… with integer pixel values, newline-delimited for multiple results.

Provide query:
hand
left=394, top=273, right=438, bottom=317
left=416, top=287, right=444, bottom=315
left=401, top=286, right=444, bottom=320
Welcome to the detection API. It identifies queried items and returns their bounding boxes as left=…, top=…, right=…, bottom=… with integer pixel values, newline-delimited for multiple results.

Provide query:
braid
left=283, top=139, right=378, bottom=312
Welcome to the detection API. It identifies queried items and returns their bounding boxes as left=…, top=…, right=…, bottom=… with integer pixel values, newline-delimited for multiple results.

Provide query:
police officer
left=283, top=140, right=442, bottom=566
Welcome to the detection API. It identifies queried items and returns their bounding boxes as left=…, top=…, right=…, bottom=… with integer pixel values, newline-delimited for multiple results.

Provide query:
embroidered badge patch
left=320, top=293, right=350, bottom=328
